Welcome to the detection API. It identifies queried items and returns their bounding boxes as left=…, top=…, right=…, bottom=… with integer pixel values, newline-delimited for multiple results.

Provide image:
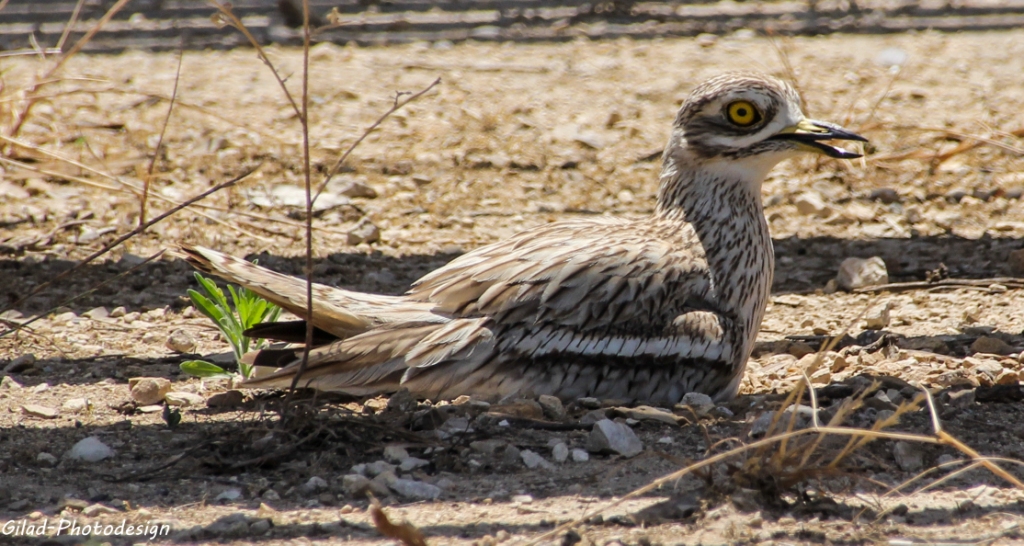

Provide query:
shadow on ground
left=2, top=234, right=1022, bottom=316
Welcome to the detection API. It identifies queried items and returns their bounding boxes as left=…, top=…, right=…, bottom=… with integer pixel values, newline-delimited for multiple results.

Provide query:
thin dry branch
left=0, top=250, right=165, bottom=338
left=7, top=0, right=132, bottom=138
left=527, top=419, right=1023, bottom=545
left=141, top=47, right=184, bottom=225
left=0, top=152, right=272, bottom=243
left=209, top=0, right=303, bottom=120
left=312, top=77, right=442, bottom=206
left=293, top=0, right=316, bottom=393
left=0, top=167, right=258, bottom=333
left=854, top=277, right=1024, bottom=293
left=55, top=0, right=87, bottom=53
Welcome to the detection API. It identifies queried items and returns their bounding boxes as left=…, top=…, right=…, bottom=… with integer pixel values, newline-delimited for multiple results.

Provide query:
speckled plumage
left=180, top=72, right=865, bottom=404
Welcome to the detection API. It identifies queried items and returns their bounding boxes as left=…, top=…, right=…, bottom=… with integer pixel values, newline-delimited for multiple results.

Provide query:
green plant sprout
left=180, top=270, right=281, bottom=380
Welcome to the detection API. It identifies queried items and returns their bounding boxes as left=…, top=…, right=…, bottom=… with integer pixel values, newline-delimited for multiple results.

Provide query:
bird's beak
left=770, top=118, right=868, bottom=159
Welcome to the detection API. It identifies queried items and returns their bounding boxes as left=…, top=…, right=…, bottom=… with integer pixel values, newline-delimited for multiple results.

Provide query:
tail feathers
left=243, top=321, right=336, bottom=344
left=240, top=318, right=500, bottom=399
left=179, top=245, right=444, bottom=339
left=180, top=245, right=370, bottom=337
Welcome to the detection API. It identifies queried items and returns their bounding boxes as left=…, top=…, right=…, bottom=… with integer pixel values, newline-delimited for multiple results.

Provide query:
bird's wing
left=407, top=217, right=720, bottom=333
left=234, top=217, right=739, bottom=400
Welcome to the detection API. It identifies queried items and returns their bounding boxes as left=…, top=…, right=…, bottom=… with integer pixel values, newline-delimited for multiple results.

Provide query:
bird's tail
left=176, top=244, right=387, bottom=338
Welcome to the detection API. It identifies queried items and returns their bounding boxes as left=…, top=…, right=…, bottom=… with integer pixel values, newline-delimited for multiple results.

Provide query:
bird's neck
left=653, top=153, right=776, bottom=348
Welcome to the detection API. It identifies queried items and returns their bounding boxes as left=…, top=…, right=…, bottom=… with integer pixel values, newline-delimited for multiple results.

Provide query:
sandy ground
left=2, top=29, right=1024, bottom=545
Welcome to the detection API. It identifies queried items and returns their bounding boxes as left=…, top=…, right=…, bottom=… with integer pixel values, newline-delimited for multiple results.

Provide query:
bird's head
left=664, top=73, right=867, bottom=185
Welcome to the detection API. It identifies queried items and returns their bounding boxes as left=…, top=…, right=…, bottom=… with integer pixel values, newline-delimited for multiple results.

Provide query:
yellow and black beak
left=770, top=119, right=868, bottom=159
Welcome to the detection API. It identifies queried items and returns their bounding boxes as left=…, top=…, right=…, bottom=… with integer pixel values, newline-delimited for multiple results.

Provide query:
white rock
left=383, top=445, right=409, bottom=463
left=83, top=307, right=110, bottom=320
left=864, top=302, right=893, bottom=330
left=750, top=405, right=820, bottom=438
left=21, top=404, right=58, bottom=419
left=520, top=450, right=554, bottom=470
left=837, top=257, right=889, bottom=290
left=586, top=419, right=643, bottom=458
left=62, top=398, right=90, bottom=413
left=36, top=452, right=58, bottom=467
left=215, top=488, right=243, bottom=501
left=794, top=192, right=831, bottom=217
left=301, top=476, right=328, bottom=493
left=893, top=441, right=924, bottom=472
left=128, top=377, right=171, bottom=405
left=389, top=479, right=441, bottom=500
left=82, top=503, right=119, bottom=516
left=876, top=46, right=908, bottom=68
left=165, top=329, right=197, bottom=353
left=67, top=437, right=114, bottom=462
left=399, top=457, right=430, bottom=472
left=571, top=448, right=590, bottom=462
left=680, top=392, right=715, bottom=417
left=164, top=391, right=205, bottom=407
left=364, top=460, right=396, bottom=477
left=552, top=442, right=569, bottom=463
left=511, top=494, right=534, bottom=504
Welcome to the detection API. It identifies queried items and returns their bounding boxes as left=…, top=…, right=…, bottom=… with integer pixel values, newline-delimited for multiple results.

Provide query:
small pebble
left=129, top=377, right=171, bottom=405
left=66, top=437, right=114, bottom=462
left=166, top=329, right=197, bottom=353
left=389, top=478, right=441, bottom=500
left=22, top=404, right=58, bottom=419
left=301, top=476, right=328, bottom=493
left=215, top=488, right=243, bottom=502
left=383, top=445, right=410, bottom=463
left=4, top=354, right=36, bottom=373
left=837, top=256, right=888, bottom=290
left=164, top=391, right=205, bottom=407
left=520, top=450, right=554, bottom=470
left=36, top=452, right=58, bottom=467
left=63, top=398, right=90, bottom=413
left=552, top=442, right=569, bottom=463
left=587, top=419, right=643, bottom=458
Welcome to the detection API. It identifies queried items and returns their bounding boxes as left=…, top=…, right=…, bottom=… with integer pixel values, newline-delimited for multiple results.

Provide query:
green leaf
left=195, top=272, right=230, bottom=310
left=179, top=360, right=232, bottom=378
left=186, top=269, right=281, bottom=374
left=187, top=289, right=223, bottom=323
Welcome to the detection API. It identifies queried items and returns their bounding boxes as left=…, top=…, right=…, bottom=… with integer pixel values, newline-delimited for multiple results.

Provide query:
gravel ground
left=2, top=29, right=1024, bottom=545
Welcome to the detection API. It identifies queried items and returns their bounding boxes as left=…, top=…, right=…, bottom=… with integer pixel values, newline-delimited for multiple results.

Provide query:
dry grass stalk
left=312, top=76, right=441, bottom=205
left=7, top=0, right=132, bottom=138
left=528, top=301, right=1023, bottom=544
left=140, top=48, right=184, bottom=225
left=0, top=152, right=271, bottom=243
left=0, top=167, right=258, bottom=335
left=209, top=1, right=303, bottom=120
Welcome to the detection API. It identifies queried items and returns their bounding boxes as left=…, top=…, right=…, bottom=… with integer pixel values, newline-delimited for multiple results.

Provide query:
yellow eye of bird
left=726, top=101, right=761, bottom=127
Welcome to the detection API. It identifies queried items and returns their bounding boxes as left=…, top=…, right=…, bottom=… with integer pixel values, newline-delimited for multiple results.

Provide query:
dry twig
left=0, top=167, right=259, bottom=335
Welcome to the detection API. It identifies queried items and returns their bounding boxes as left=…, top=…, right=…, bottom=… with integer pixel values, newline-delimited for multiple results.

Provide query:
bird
left=180, top=72, right=866, bottom=406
